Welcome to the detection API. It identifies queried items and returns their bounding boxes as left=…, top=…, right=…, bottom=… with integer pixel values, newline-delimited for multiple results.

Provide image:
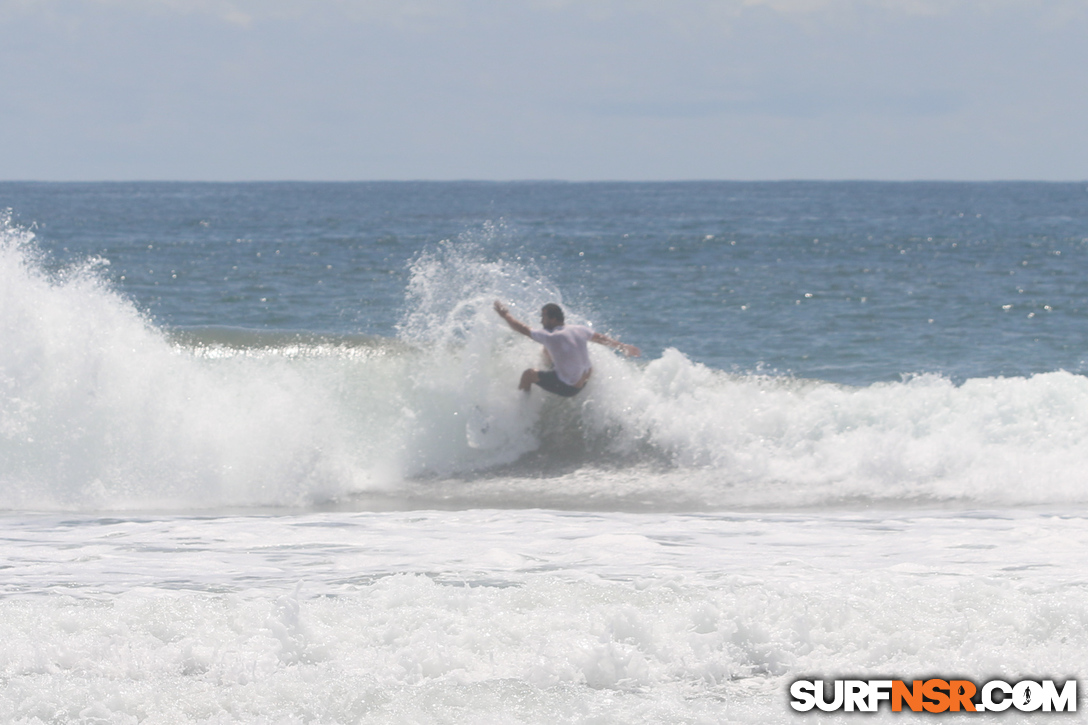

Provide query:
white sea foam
left=3, top=222, right=1088, bottom=512
left=1, top=510, right=1085, bottom=723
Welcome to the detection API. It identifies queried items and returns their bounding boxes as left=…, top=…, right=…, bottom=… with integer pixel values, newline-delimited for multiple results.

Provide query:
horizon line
left=2, top=178, right=1086, bottom=185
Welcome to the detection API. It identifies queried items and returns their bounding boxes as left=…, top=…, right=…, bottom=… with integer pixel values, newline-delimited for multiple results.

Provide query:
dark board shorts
left=535, top=370, right=583, bottom=397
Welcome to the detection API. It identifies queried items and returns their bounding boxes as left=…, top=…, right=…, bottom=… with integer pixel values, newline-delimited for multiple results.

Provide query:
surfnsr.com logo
left=790, top=679, right=1077, bottom=713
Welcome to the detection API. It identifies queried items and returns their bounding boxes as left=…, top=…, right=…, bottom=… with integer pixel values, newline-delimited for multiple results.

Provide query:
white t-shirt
left=530, top=324, right=594, bottom=386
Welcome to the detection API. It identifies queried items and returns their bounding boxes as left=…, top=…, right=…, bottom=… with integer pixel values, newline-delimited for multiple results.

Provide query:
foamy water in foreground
left=3, top=509, right=1086, bottom=723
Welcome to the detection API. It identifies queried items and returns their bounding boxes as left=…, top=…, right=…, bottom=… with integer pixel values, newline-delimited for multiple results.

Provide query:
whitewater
left=1, top=182, right=1087, bottom=722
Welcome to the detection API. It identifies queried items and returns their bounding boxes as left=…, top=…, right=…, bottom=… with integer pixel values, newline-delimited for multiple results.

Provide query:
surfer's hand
left=495, top=302, right=532, bottom=337
left=624, top=344, right=641, bottom=357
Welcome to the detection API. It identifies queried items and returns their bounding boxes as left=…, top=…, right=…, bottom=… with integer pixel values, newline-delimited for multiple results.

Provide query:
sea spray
left=576, top=350, right=1088, bottom=507
left=393, top=241, right=1088, bottom=508
left=392, top=239, right=556, bottom=475
left=397, top=232, right=564, bottom=347
left=0, top=228, right=561, bottom=509
left=0, top=220, right=391, bottom=509
left=5, top=217, right=1088, bottom=512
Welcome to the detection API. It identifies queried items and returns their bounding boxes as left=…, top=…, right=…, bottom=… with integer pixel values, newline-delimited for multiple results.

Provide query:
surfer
left=493, top=301, right=640, bottom=397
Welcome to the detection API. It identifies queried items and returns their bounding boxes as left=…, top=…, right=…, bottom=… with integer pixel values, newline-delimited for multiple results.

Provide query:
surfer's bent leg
left=519, top=369, right=539, bottom=392
left=533, top=370, right=583, bottom=398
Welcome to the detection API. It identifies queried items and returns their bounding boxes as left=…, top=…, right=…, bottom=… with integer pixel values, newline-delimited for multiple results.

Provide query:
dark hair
left=541, top=303, right=565, bottom=325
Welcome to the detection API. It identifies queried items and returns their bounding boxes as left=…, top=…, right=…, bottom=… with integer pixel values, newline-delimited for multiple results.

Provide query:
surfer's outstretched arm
left=494, top=301, right=532, bottom=338
left=591, top=332, right=640, bottom=358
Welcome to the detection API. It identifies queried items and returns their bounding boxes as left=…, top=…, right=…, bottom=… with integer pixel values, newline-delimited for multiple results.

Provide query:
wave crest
left=2, top=222, right=1087, bottom=511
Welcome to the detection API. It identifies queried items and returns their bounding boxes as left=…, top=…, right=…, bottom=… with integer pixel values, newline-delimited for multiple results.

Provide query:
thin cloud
left=585, top=90, right=962, bottom=119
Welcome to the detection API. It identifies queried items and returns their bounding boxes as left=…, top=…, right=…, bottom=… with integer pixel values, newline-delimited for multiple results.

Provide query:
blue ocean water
left=7, top=181, right=1088, bottom=385
left=2, top=182, right=1088, bottom=723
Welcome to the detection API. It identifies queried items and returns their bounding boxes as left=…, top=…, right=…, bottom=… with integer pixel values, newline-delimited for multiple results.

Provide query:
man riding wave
left=493, top=301, right=640, bottom=397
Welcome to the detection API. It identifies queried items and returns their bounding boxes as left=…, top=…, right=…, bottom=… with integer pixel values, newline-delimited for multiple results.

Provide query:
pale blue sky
left=2, top=0, right=1086, bottom=180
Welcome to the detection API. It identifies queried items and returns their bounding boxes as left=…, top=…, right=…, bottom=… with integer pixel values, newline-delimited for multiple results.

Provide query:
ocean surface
left=2, top=181, right=1088, bottom=722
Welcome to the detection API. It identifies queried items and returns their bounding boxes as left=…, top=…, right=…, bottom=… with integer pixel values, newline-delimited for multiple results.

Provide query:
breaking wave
left=3, top=219, right=1088, bottom=511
